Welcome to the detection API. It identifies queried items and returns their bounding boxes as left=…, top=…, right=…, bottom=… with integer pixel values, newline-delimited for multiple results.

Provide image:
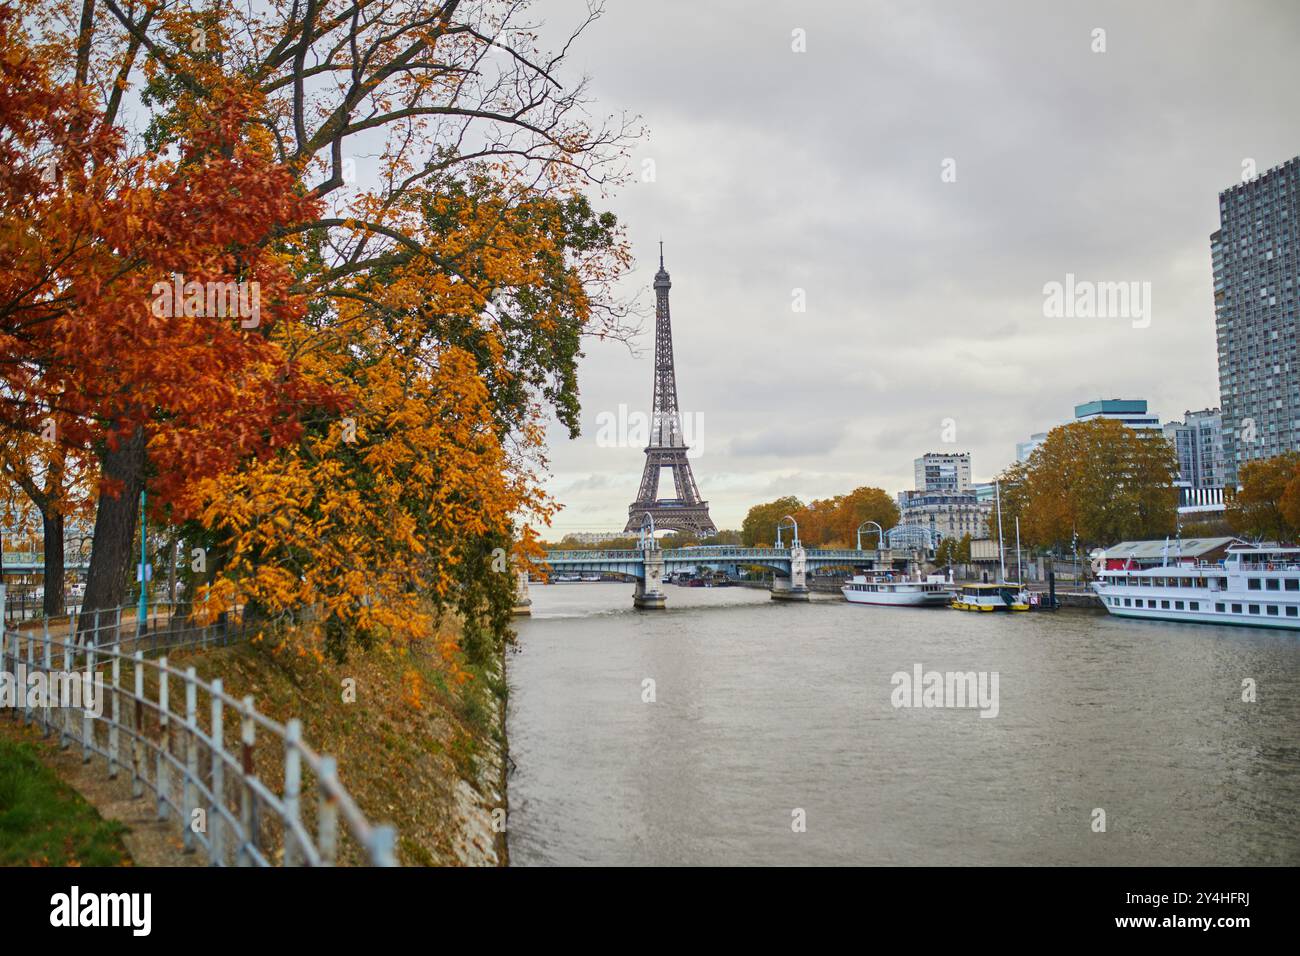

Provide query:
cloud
left=532, top=0, right=1299, bottom=535
left=729, top=422, right=847, bottom=458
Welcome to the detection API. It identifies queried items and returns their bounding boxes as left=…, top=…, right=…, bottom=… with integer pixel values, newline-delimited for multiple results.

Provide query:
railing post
left=183, top=667, right=197, bottom=853
left=41, top=620, right=52, bottom=735
left=6, top=631, right=17, bottom=724
left=108, top=653, right=120, bottom=777
left=60, top=633, right=72, bottom=748
left=240, top=695, right=257, bottom=866
left=317, top=755, right=338, bottom=866
left=132, top=651, right=144, bottom=798
left=370, top=826, right=397, bottom=867
left=157, top=656, right=169, bottom=820
left=210, top=679, right=224, bottom=866
left=24, top=631, right=34, bottom=725
left=82, top=642, right=94, bottom=763
left=92, top=609, right=99, bottom=649
left=283, top=719, right=302, bottom=866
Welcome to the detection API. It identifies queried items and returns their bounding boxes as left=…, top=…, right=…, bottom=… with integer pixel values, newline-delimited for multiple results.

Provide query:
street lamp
left=856, top=520, right=884, bottom=551
left=775, top=514, right=800, bottom=549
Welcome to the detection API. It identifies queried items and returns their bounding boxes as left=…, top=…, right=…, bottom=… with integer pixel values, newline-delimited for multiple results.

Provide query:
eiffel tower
left=624, top=244, right=716, bottom=537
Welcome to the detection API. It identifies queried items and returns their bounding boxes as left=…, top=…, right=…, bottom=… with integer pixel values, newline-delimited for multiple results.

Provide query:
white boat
left=551, top=573, right=583, bottom=584
left=1092, top=545, right=1300, bottom=630
left=842, top=572, right=950, bottom=607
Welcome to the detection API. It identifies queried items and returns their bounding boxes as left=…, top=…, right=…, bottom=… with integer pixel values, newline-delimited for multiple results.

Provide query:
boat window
left=1248, top=578, right=1261, bottom=590
left=1123, top=598, right=1131, bottom=607
left=1232, top=603, right=1242, bottom=613
left=1288, top=607, right=1298, bottom=617
left=1160, top=600, right=1170, bottom=609
left=1175, top=601, right=1184, bottom=610
left=1249, top=604, right=1260, bottom=614
left=1267, top=605, right=1279, bottom=615
left=1190, top=601, right=1199, bottom=611
left=1267, top=579, right=1280, bottom=590
left=1287, top=580, right=1300, bottom=591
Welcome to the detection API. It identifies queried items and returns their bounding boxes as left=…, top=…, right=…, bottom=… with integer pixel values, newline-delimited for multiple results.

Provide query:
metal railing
left=1, top=600, right=396, bottom=867
left=542, top=546, right=878, bottom=563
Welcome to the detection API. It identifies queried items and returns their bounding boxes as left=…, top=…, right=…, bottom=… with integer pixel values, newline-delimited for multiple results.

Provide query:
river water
left=506, top=582, right=1300, bottom=865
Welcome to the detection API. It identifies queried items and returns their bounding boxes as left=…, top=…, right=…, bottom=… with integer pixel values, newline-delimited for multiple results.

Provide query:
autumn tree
left=4, top=1, right=635, bottom=661
left=741, top=496, right=804, bottom=547
left=831, top=486, right=899, bottom=547
left=991, top=419, right=1178, bottom=552
left=1228, top=453, right=1300, bottom=543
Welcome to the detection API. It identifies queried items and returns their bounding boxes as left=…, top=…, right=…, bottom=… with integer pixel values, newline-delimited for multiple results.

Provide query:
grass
left=0, top=730, right=131, bottom=867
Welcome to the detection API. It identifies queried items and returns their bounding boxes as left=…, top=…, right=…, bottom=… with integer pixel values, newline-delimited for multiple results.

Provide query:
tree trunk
left=42, top=508, right=65, bottom=616
left=79, top=427, right=145, bottom=642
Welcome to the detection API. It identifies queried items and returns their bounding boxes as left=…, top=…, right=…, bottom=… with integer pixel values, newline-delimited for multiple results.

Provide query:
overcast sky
left=536, top=0, right=1300, bottom=536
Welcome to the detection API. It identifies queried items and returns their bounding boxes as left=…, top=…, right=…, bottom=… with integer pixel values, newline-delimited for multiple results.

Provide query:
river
left=506, top=582, right=1300, bottom=865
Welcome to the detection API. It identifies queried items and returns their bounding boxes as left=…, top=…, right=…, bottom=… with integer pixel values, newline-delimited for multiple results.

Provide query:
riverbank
left=1, top=614, right=509, bottom=867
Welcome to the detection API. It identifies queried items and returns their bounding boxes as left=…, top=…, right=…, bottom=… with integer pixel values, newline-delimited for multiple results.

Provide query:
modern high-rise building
left=1072, top=398, right=1163, bottom=433
left=1212, top=155, right=1300, bottom=486
left=1163, top=408, right=1225, bottom=490
left=913, top=452, right=972, bottom=492
left=1016, top=399, right=1161, bottom=464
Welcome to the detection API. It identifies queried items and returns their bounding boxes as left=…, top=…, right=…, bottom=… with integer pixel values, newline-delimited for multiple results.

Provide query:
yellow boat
left=950, top=583, right=1030, bottom=612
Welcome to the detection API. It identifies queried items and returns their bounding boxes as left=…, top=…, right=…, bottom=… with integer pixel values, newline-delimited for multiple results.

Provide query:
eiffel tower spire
left=625, top=246, right=716, bottom=536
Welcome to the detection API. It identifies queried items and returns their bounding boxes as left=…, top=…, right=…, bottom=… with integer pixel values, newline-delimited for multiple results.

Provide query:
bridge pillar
left=633, top=548, right=667, bottom=610
left=512, top=569, right=532, bottom=616
left=771, top=545, right=810, bottom=602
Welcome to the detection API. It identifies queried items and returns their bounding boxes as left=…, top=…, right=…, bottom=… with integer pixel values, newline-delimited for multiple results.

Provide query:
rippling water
left=506, top=582, right=1300, bottom=865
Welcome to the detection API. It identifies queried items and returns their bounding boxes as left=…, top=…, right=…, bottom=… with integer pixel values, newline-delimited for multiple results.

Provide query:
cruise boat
left=841, top=572, right=950, bottom=607
left=1092, top=545, right=1300, bottom=630
left=950, top=583, right=1030, bottom=612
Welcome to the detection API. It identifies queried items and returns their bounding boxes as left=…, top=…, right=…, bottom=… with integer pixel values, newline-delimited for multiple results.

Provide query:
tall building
left=1213, top=155, right=1300, bottom=486
left=900, top=453, right=988, bottom=541
left=1016, top=399, right=1161, bottom=464
left=1072, top=398, right=1163, bottom=433
left=1163, top=408, right=1225, bottom=489
left=897, top=490, right=991, bottom=542
left=914, top=452, right=972, bottom=492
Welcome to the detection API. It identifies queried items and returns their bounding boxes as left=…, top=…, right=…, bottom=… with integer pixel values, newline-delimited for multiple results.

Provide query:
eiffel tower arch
left=624, top=245, right=717, bottom=537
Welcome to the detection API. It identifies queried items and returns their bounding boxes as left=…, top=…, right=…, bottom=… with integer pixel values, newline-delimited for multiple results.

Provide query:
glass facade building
left=1213, top=156, right=1300, bottom=486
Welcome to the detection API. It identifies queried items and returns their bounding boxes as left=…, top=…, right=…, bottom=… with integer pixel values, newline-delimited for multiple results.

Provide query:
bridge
left=1, top=552, right=91, bottom=574
left=522, top=543, right=917, bottom=611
